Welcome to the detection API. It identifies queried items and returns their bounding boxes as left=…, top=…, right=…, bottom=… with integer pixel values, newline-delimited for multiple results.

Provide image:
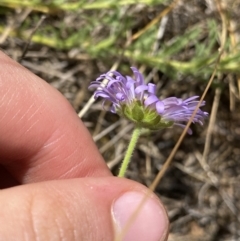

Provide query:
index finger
left=0, top=51, right=111, bottom=184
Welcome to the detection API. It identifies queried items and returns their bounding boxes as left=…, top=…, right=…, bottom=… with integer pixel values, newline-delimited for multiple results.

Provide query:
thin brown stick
left=149, top=0, right=227, bottom=192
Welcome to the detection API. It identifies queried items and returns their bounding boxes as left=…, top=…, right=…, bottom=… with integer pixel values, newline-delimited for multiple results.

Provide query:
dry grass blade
left=195, top=151, right=239, bottom=222
left=131, top=0, right=179, bottom=41
left=93, top=120, right=122, bottom=142
left=201, top=87, right=221, bottom=167
left=173, top=162, right=210, bottom=183
left=99, top=123, right=133, bottom=154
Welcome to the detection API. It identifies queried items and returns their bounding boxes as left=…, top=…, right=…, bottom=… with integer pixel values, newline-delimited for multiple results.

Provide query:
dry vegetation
left=0, top=0, right=240, bottom=240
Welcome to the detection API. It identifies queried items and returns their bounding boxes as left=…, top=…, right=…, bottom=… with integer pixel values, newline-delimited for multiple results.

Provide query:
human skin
left=0, top=51, right=169, bottom=241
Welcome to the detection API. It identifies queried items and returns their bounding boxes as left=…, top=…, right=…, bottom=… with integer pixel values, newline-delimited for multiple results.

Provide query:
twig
left=19, top=15, right=46, bottom=62
left=99, top=123, right=133, bottom=153
left=149, top=0, right=228, bottom=192
left=93, top=120, right=121, bottom=142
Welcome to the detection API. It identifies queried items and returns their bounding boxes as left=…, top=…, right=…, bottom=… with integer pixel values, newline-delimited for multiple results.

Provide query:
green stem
left=118, top=126, right=141, bottom=177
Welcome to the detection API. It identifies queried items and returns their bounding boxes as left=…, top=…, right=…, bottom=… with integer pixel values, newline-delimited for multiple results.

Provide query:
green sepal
left=131, top=103, right=144, bottom=121
left=119, top=101, right=174, bottom=131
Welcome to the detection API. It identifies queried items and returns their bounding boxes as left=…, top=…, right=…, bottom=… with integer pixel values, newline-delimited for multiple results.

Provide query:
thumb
left=0, top=177, right=169, bottom=241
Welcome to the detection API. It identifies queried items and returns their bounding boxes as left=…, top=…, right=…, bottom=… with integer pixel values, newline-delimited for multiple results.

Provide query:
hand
left=0, top=51, right=169, bottom=241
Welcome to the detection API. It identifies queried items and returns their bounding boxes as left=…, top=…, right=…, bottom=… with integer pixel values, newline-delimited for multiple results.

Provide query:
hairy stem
left=118, top=126, right=141, bottom=177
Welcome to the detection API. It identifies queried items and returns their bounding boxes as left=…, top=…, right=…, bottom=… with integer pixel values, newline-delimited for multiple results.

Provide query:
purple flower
left=89, top=67, right=208, bottom=134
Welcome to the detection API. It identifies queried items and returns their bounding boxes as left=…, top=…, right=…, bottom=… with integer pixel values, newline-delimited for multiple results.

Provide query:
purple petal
left=183, top=96, right=199, bottom=103
left=126, top=76, right=135, bottom=83
left=126, top=81, right=135, bottom=99
left=148, top=83, right=156, bottom=94
left=116, top=93, right=125, bottom=101
left=131, top=67, right=144, bottom=84
left=156, top=101, right=165, bottom=114
left=174, top=123, right=193, bottom=135
left=135, top=85, right=148, bottom=94
left=107, top=79, right=121, bottom=87
left=144, top=95, right=159, bottom=106
left=107, top=70, right=124, bottom=78
left=88, top=84, right=101, bottom=90
left=162, top=97, right=179, bottom=105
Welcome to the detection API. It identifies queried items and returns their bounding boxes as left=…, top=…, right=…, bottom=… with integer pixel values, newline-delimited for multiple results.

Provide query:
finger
left=0, top=51, right=111, bottom=184
left=0, top=177, right=169, bottom=241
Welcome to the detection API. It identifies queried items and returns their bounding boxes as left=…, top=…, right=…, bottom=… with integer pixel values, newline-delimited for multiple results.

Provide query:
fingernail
left=112, top=191, right=168, bottom=241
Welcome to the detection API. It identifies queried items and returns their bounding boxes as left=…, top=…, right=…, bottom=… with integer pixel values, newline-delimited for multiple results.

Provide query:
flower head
left=89, top=67, right=208, bottom=134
